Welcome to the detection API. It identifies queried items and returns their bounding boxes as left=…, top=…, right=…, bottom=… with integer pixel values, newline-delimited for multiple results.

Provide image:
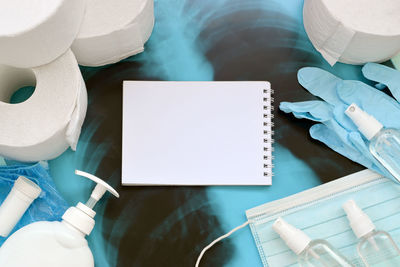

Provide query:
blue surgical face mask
left=245, top=169, right=400, bottom=267
left=0, top=162, right=69, bottom=245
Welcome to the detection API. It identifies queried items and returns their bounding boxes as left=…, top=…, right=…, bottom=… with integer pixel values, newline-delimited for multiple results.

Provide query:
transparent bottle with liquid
left=343, top=199, right=400, bottom=267
left=272, top=217, right=354, bottom=267
left=345, top=103, right=400, bottom=182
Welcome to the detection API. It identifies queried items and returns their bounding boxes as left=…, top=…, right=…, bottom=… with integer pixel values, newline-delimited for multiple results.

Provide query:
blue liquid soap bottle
left=345, top=103, right=400, bottom=182
left=273, top=217, right=354, bottom=267
left=343, top=200, right=400, bottom=266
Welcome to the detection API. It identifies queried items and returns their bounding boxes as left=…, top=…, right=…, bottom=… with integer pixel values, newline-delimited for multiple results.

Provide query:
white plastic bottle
left=272, top=217, right=354, bottom=267
left=343, top=199, right=400, bottom=267
left=345, top=103, right=400, bottom=182
left=0, top=176, right=41, bottom=237
left=0, top=170, right=119, bottom=267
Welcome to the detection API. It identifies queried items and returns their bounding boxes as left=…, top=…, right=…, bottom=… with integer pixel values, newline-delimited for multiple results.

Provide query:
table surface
left=48, top=0, right=385, bottom=266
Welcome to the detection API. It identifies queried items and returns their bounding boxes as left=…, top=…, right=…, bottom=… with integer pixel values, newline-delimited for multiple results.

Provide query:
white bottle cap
left=272, top=217, right=311, bottom=255
left=343, top=199, right=375, bottom=238
left=62, top=204, right=95, bottom=236
left=62, top=170, right=119, bottom=236
left=0, top=176, right=41, bottom=237
left=345, top=103, right=383, bottom=140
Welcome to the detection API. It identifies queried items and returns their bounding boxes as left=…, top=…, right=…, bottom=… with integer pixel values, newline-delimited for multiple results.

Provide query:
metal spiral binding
left=263, top=87, right=274, bottom=177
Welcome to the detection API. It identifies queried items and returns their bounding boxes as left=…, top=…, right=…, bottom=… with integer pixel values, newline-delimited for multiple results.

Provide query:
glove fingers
left=297, top=67, right=343, bottom=105
left=336, top=80, right=400, bottom=129
left=279, top=101, right=333, bottom=122
left=362, top=63, right=400, bottom=102
left=310, top=123, right=346, bottom=150
left=332, top=105, right=358, bottom=132
left=309, top=123, right=370, bottom=167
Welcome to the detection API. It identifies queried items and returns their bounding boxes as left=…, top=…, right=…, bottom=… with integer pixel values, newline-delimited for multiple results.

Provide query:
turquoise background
left=6, top=0, right=396, bottom=266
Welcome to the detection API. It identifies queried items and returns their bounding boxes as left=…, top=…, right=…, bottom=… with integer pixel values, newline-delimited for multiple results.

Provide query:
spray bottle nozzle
left=75, top=170, right=119, bottom=209
left=345, top=103, right=383, bottom=140
left=343, top=199, right=375, bottom=238
left=272, top=217, right=311, bottom=255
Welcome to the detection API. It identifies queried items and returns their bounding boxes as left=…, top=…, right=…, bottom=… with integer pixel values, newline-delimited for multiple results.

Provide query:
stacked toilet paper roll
left=72, top=0, right=154, bottom=66
left=0, top=0, right=86, bottom=68
left=303, top=0, right=400, bottom=66
left=0, top=0, right=155, bottom=162
left=0, top=50, right=87, bottom=162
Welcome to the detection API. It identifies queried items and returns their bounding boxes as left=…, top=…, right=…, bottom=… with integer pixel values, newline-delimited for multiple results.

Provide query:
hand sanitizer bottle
left=273, top=217, right=354, bottom=267
left=0, top=170, right=119, bottom=267
left=345, top=103, right=400, bottom=182
left=343, top=199, right=400, bottom=267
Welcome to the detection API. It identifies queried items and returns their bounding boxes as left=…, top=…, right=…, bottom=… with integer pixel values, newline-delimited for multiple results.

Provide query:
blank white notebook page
left=122, top=81, right=272, bottom=185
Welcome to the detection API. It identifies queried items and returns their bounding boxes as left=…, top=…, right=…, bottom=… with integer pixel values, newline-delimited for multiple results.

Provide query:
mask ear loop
left=195, top=220, right=250, bottom=267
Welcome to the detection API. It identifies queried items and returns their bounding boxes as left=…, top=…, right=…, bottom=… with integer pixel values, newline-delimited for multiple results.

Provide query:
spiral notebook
left=122, top=81, right=273, bottom=185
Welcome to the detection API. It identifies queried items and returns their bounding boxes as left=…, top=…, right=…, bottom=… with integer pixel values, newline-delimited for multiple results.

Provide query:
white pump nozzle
left=345, top=103, right=383, bottom=140
left=62, top=170, right=119, bottom=236
left=75, top=170, right=119, bottom=209
left=343, top=199, right=375, bottom=239
left=272, top=217, right=311, bottom=255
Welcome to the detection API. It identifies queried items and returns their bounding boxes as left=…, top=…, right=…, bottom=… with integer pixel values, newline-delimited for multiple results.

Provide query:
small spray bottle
left=345, top=103, right=400, bottom=182
left=343, top=200, right=400, bottom=267
left=0, top=170, right=119, bottom=267
left=273, top=217, right=354, bottom=267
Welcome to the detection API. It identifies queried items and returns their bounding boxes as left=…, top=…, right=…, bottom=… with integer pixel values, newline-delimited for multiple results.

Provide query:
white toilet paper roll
left=0, top=0, right=86, bottom=68
left=0, top=50, right=87, bottom=162
left=72, top=0, right=154, bottom=67
left=303, top=0, right=400, bottom=66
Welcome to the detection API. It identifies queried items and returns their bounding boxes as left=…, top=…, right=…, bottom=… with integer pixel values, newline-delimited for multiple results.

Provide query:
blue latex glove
left=280, top=63, right=400, bottom=181
left=0, top=162, right=69, bottom=245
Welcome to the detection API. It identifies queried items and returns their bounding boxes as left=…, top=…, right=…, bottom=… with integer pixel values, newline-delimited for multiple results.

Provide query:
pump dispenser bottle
left=345, top=103, right=400, bottom=182
left=343, top=199, right=400, bottom=267
left=0, top=170, right=119, bottom=267
left=272, top=217, right=354, bottom=267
